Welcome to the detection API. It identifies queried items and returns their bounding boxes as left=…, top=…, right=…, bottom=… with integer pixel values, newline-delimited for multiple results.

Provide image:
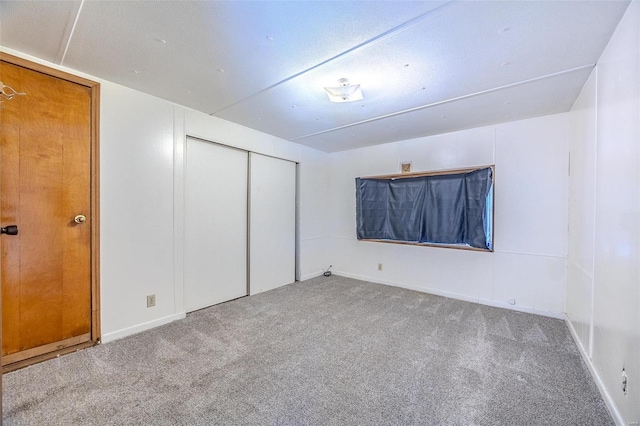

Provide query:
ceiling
left=0, top=1, right=630, bottom=152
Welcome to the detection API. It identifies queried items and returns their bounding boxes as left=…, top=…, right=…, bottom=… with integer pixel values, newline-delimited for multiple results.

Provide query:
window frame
left=356, top=165, right=495, bottom=252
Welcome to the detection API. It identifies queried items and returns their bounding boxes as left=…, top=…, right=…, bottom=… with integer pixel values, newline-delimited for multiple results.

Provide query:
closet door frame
left=176, top=132, right=299, bottom=312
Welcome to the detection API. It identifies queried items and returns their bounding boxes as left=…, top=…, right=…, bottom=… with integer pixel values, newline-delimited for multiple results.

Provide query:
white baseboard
left=101, top=312, right=187, bottom=344
left=332, top=271, right=564, bottom=319
left=300, top=270, right=326, bottom=281
left=479, top=298, right=564, bottom=320
left=565, top=315, right=625, bottom=426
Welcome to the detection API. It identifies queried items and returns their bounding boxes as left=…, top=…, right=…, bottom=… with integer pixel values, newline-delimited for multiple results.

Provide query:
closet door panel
left=185, top=138, right=247, bottom=312
left=249, top=153, right=296, bottom=294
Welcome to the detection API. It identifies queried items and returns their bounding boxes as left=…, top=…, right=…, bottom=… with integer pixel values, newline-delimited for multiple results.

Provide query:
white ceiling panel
left=0, top=0, right=81, bottom=63
left=0, top=0, right=630, bottom=152
left=61, top=0, right=446, bottom=113
left=297, top=66, right=592, bottom=152
left=216, top=0, right=628, bottom=142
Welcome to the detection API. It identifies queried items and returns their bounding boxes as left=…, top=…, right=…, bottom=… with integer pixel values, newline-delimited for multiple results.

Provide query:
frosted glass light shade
left=324, top=79, right=363, bottom=103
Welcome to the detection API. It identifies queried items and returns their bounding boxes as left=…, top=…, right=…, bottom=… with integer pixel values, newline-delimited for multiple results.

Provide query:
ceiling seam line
left=59, top=0, right=85, bottom=65
left=290, top=64, right=595, bottom=141
left=208, top=0, right=461, bottom=116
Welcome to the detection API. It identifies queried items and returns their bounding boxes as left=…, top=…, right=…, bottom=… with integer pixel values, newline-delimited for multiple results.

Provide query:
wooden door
left=0, top=56, right=99, bottom=367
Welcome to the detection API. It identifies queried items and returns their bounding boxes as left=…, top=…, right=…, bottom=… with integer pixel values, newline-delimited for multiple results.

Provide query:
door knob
left=74, top=215, right=87, bottom=224
left=1, top=225, right=18, bottom=235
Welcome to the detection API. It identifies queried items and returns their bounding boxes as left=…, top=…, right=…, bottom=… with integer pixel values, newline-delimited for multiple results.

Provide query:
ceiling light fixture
left=324, top=78, right=363, bottom=103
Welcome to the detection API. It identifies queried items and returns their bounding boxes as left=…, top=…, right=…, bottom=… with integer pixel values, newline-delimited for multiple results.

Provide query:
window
left=355, top=166, right=494, bottom=251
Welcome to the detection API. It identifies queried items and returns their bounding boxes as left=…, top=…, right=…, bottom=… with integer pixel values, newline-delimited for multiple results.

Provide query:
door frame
left=0, top=53, right=101, bottom=370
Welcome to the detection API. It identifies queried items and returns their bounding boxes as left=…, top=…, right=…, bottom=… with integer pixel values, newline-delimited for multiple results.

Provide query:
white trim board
left=101, top=313, right=187, bottom=344
left=332, top=271, right=565, bottom=320
left=300, top=270, right=326, bottom=281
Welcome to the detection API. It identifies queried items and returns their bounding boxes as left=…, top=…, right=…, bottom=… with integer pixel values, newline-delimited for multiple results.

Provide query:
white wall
left=104, top=102, right=330, bottom=339
left=100, top=81, right=178, bottom=337
left=567, top=70, right=597, bottom=354
left=0, top=47, right=331, bottom=342
left=327, top=114, right=569, bottom=318
left=299, top=145, right=331, bottom=280
left=567, top=1, right=640, bottom=424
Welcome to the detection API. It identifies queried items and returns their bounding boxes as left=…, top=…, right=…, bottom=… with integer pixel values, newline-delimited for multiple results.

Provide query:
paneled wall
left=567, top=1, right=640, bottom=423
left=567, top=70, right=597, bottom=353
left=298, top=146, right=331, bottom=280
left=327, top=114, right=569, bottom=317
left=100, top=81, right=177, bottom=337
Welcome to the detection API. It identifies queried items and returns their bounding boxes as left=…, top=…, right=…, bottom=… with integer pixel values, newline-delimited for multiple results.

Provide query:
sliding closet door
left=185, top=138, right=248, bottom=312
left=249, top=153, right=296, bottom=294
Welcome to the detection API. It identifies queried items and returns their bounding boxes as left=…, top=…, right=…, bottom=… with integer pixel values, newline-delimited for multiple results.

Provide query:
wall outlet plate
left=401, top=162, right=412, bottom=173
left=147, top=294, right=156, bottom=308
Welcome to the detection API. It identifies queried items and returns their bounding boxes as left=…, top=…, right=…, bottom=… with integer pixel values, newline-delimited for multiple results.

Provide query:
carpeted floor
left=3, top=275, right=612, bottom=425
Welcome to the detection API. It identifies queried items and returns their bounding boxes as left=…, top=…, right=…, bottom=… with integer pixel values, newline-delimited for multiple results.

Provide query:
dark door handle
left=1, top=225, right=18, bottom=235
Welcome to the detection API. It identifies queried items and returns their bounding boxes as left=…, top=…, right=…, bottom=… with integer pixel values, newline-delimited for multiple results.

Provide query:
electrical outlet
left=147, top=294, right=156, bottom=308
left=378, top=263, right=383, bottom=271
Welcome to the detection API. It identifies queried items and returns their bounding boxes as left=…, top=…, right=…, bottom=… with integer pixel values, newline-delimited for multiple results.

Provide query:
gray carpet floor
left=3, top=275, right=612, bottom=425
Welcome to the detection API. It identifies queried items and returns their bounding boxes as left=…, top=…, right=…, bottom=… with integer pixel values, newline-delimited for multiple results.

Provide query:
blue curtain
left=355, top=167, right=493, bottom=250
